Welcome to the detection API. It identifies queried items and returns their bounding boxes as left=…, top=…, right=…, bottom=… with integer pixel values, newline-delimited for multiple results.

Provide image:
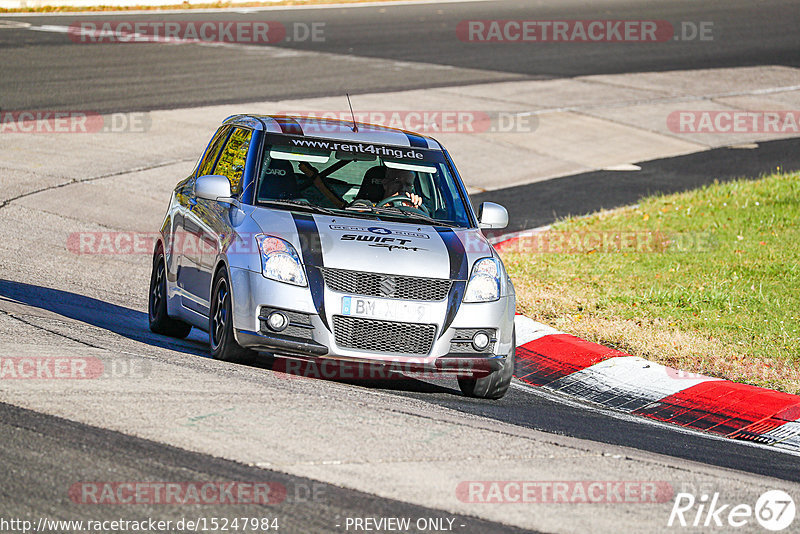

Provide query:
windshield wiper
left=259, top=199, right=339, bottom=216
left=347, top=204, right=455, bottom=227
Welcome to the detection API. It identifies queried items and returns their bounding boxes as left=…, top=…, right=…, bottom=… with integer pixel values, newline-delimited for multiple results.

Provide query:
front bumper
left=236, top=329, right=328, bottom=357
left=230, top=266, right=515, bottom=367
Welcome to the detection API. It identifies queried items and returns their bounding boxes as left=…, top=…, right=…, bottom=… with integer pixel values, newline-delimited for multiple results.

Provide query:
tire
left=458, top=329, right=515, bottom=400
left=209, top=267, right=257, bottom=363
left=148, top=246, right=192, bottom=339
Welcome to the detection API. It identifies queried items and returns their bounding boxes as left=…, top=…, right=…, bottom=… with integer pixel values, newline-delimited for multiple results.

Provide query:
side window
left=214, top=127, right=253, bottom=196
left=197, top=126, right=230, bottom=178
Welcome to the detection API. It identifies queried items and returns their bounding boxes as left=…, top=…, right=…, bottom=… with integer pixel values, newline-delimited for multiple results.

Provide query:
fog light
left=267, top=311, right=288, bottom=332
left=472, top=332, right=490, bottom=351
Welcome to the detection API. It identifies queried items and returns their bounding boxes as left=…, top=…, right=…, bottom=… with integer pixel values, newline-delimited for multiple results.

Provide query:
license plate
left=341, top=296, right=431, bottom=323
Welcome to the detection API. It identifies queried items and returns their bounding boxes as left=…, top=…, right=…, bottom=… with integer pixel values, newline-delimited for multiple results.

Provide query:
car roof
left=222, top=114, right=444, bottom=151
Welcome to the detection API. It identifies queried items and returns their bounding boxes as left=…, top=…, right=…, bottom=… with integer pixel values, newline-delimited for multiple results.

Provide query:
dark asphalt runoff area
left=475, top=137, right=800, bottom=233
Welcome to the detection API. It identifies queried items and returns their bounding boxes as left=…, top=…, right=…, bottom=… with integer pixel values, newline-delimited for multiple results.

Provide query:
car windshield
left=255, top=134, right=473, bottom=227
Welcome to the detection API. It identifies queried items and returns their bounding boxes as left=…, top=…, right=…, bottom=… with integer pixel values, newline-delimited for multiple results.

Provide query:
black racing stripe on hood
left=404, top=131, right=428, bottom=148
left=275, top=117, right=304, bottom=136
left=436, top=227, right=469, bottom=280
left=291, top=213, right=330, bottom=331
left=436, top=227, right=469, bottom=338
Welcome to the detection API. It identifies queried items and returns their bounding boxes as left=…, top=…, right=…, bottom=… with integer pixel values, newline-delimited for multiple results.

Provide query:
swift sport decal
left=340, top=234, right=426, bottom=252
left=435, top=227, right=469, bottom=338
left=291, top=213, right=330, bottom=331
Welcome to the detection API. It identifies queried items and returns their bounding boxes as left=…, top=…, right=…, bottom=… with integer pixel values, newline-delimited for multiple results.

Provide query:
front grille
left=321, top=268, right=451, bottom=301
left=449, top=328, right=496, bottom=354
left=333, top=316, right=436, bottom=355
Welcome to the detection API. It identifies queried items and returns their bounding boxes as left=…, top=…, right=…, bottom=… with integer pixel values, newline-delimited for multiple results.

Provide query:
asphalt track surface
left=1, top=401, right=529, bottom=533
left=0, top=0, right=798, bottom=112
left=2, top=0, right=800, bottom=531
left=1, top=277, right=799, bottom=481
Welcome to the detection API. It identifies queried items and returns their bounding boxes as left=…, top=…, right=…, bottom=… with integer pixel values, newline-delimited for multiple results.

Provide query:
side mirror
left=195, top=175, right=232, bottom=202
left=477, top=202, right=508, bottom=229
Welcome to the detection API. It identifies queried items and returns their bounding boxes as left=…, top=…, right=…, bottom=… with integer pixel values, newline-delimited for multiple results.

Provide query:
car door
left=187, top=126, right=254, bottom=314
left=179, top=125, right=230, bottom=314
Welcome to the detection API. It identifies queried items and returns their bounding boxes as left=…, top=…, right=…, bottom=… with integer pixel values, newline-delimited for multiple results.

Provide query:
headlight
left=255, top=234, right=307, bottom=286
left=463, top=257, right=502, bottom=303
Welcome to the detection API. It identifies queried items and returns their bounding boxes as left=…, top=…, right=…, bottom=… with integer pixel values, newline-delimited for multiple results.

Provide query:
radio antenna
left=346, top=93, right=358, bottom=132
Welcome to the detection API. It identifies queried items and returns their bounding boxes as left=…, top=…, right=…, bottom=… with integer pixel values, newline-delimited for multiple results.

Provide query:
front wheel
left=458, top=329, right=515, bottom=400
left=148, top=246, right=192, bottom=339
left=209, top=268, right=256, bottom=363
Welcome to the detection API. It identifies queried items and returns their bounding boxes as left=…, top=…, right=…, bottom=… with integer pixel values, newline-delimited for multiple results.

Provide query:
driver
left=379, top=168, right=423, bottom=208
left=299, top=162, right=424, bottom=209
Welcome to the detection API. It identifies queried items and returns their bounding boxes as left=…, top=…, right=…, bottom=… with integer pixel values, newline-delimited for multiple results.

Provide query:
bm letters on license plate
left=342, top=296, right=430, bottom=322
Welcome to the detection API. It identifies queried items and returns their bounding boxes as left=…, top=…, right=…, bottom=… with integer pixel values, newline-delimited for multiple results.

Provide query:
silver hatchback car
left=149, top=115, right=516, bottom=399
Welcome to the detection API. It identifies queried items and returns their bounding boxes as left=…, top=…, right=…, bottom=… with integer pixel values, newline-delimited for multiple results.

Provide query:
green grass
left=503, top=170, right=800, bottom=393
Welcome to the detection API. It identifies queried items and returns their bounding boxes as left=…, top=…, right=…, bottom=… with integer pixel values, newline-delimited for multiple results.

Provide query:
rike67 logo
left=669, top=490, right=795, bottom=531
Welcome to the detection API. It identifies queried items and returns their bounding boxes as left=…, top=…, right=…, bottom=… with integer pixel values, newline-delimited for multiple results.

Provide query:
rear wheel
left=458, top=329, right=515, bottom=400
left=148, top=246, right=192, bottom=339
left=209, top=268, right=257, bottom=363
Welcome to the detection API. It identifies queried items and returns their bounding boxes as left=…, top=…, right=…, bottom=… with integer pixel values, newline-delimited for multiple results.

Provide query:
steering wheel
left=376, top=195, right=431, bottom=216
left=347, top=198, right=374, bottom=209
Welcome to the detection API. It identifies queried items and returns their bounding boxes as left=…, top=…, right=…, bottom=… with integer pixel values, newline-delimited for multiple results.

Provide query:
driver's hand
left=391, top=192, right=423, bottom=208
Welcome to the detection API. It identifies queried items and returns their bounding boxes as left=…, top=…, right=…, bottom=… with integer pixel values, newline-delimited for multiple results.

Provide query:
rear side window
left=196, top=126, right=230, bottom=178
left=214, top=127, right=253, bottom=196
